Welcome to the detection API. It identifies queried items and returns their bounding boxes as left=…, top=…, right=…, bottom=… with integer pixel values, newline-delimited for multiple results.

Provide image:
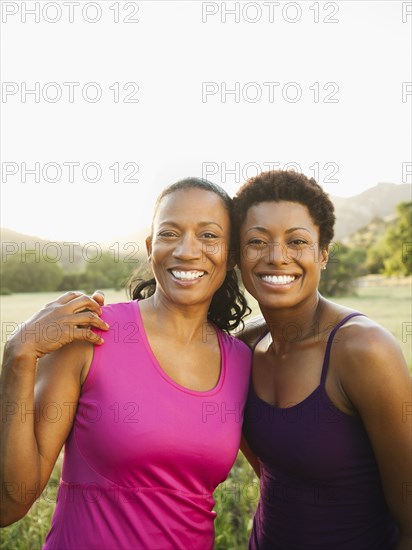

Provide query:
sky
left=1, top=0, right=411, bottom=245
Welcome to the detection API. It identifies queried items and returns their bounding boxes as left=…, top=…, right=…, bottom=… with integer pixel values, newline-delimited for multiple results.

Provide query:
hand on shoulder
left=6, top=291, right=109, bottom=361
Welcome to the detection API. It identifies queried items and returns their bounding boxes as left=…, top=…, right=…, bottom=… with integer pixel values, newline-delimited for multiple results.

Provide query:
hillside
left=1, top=228, right=95, bottom=271
left=331, top=183, right=411, bottom=240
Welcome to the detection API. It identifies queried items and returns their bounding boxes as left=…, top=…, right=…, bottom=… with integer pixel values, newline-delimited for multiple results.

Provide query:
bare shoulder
left=235, top=315, right=268, bottom=348
left=329, top=314, right=410, bottom=406
left=332, top=314, right=406, bottom=366
left=319, top=296, right=405, bottom=369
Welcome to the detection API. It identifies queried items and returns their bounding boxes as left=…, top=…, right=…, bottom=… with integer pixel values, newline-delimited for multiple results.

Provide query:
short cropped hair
left=233, top=170, right=335, bottom=248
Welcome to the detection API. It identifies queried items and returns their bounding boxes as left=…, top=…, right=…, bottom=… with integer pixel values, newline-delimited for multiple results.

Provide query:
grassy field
left=0, top=281, right=410, bottom=548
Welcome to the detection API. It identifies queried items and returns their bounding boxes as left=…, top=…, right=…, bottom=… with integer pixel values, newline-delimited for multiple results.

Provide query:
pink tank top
left=43, top=300, right=251, bottom=550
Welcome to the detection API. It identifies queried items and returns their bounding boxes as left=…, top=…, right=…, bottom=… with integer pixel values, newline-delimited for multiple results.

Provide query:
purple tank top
left=42, top=300, right=251, bottom=550
left=243, top=313, right=399, bottom=549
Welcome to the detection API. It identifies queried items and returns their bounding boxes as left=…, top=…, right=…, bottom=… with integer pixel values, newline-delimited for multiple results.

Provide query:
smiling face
left=146, top=188, right=232, bottom=309
left=239, top=201, right=328, bottom=311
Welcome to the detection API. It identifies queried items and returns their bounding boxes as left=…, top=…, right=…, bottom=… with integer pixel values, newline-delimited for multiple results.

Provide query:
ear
left=227, top=248, right=237, bottom=272
left=227, top=257, right=236, bottom=272
left=320, top=246, right=329, bottom=270
left=145, top=236, right=152, bottom=261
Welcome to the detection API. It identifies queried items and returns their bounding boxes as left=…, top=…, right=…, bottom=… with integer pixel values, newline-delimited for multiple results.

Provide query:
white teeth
left=171, top=270, right=205, bottom=280
left=260, top=275, right=296, bottom=285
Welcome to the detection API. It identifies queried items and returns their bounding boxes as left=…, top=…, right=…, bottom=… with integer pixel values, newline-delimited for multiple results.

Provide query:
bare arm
left=337, top=322, right=412, bottom=549
left=0, top=292, right=108, bottom=526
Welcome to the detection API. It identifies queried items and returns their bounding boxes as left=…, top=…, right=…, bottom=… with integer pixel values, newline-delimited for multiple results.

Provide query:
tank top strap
left=320, top=312, right=365, bottom=385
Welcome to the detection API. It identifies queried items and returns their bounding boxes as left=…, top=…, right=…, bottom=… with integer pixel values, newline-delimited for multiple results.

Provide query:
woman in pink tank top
left=235, top=170, right=411, bottom=549
left=0, top=178, right=252, bottom=549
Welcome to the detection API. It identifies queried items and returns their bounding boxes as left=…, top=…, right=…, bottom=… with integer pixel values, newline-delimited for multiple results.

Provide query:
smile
left=259, top=274, right=296, bottom=285
left=170, top=270, right=206, bottom=281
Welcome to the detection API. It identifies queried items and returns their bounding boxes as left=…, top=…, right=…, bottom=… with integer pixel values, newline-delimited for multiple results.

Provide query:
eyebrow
left=286, top=226, right=312, bottom=234
left=244, top=226, right=312, bottom=234
left=158, top=221, right=224, bottom=231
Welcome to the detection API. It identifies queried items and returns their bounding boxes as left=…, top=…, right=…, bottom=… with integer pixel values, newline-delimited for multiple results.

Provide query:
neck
left=141, top=292, right=212, bottom=344
left=259, top=292, right=324, bottom=354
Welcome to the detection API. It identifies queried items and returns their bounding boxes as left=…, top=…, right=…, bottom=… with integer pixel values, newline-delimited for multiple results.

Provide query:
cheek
left=239, top=259, right=253, bottom=285
left=239, top=245, right=261, bottom=266
left=208, top=242, right=230, bottom=267
left=283, top=247, right=302, bottom=262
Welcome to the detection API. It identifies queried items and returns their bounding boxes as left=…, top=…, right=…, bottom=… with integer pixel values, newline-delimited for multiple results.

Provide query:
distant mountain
left=1, top=228, right=49, bottom=247
left=331, top=183, right=411, bottom=241
left=2, top=183, right=411, bottom=266
left=0, top=228, right=85, bottom=270
left=342, top=214, right=393, bottom=248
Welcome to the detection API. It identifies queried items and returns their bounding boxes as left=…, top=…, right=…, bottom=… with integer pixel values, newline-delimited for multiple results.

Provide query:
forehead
left=154, top=188, right=230, bottom=225
left=243, top=200, right=314, bottom=224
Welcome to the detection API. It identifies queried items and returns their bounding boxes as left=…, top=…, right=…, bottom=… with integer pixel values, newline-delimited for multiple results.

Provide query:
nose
left=266, top=242, right=288, bottom=265
left=172, top=233, right=202, bottom=260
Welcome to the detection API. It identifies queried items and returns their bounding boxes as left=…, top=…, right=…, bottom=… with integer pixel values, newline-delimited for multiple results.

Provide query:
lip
left=256, top=272, right=300, bottom=288
left=168, top=268, right=207, bottom=285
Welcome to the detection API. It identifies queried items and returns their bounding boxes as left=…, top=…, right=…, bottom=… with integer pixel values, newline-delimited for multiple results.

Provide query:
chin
left=254, top=293, right=296, bottom=309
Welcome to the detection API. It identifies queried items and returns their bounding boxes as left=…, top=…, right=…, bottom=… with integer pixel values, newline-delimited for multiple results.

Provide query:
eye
left=288, top=239, right=308, bottom=247
left=158, top=230, right=178, bottom=238
left=247, top=238, right=267, bottom=246
left=201, top=232, right=219, bottom=239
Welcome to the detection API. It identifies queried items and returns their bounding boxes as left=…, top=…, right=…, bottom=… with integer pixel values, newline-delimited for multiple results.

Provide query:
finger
left=67, top=311, right=109, bottom=330
left=91, top=290, right=105, bottom=307
left=62, top=294, right=103, bottom=316
left=72, top=326, right=105, bottom=345
left=44, top=290, right=85, bottom=308
left=56, top=291, right=87, bottom=305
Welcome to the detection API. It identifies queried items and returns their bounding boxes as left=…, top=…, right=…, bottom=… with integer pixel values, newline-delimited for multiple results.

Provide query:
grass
left=0, top=461, right=61, bottom=550
left=1, top=280, right=410, bottom=548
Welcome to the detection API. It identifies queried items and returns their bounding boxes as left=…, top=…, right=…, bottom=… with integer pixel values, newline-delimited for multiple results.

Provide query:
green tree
left=0, top=254, right=63, bottom=293
left=381, top=202, right=412, bottom=276
left=57, top=272, right=85, bottom=291
left=81, top=251, right=138, bottom=292
left=365, top=244, right=385, bottom=274
left=366, top=202, right=412, bottom=276
left=319, top=243, right=366, bottom=297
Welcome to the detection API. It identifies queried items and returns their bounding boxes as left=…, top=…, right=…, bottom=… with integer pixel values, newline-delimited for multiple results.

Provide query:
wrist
left=3, top=338, right=39, bottom=367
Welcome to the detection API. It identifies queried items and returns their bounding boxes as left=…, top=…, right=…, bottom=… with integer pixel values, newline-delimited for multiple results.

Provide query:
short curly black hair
left=233, top=170, right=335, bottom=248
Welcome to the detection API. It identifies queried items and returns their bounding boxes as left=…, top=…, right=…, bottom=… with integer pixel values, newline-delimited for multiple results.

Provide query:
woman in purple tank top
left=0, top=178, right=252, bottom=549
left=234, top=170, right=411, bottom=549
